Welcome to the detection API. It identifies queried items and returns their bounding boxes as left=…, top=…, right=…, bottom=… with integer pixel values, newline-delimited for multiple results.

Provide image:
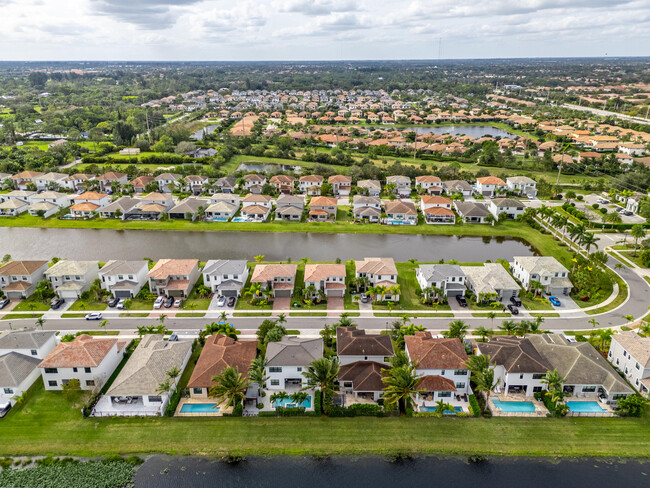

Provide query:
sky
left=2, top=0, right=650, bottom=61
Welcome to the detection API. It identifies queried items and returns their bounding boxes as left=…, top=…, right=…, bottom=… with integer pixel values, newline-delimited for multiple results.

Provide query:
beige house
left=148, top=259, right=200, bottom=298
left=304, top=264, right=347, bottom=298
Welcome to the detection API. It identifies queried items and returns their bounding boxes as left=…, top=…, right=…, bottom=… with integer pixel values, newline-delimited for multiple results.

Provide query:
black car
left=50, top=297, right=65, bottom=310
left=227, top=296, right=236, bottom=307
left=0, top=297, right=10, bottom=310
left=456, top=295, right=468, bottom=307
left=108, top=297, right=120, bottom=308
left=507, top=304, right=519, bottom=315
left=510, top=296, right=522, bottom=307
left=164, top=296, right=174, bottom=308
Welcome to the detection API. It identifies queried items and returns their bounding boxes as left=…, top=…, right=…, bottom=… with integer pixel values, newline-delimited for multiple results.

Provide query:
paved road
left=562, top=103, right=650, bottom=125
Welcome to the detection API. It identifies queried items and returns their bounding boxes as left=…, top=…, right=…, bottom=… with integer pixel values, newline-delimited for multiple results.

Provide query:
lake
left=405, top=125, right=514, bottom=138
left=134, top=455, right=650, bottom=488
left=0, top=228, right=536, bottom=261
left=190, top=125, right=220, bottom=140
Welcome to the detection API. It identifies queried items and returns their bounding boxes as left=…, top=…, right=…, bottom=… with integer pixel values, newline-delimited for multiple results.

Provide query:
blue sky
left=2, top=0, right=649, bottom=60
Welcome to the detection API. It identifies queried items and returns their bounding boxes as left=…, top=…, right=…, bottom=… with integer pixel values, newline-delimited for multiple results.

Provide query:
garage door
left=327, top=290, right=345, bottom=297
left=274, top=289, right=292, bottom=297
left=446, top=289, right=463, bottom=298
left=114, top=290, right=133, bottom=299
left=220, top=289, right=238, bottom=298
left=168, top=289, right=185, bottom=297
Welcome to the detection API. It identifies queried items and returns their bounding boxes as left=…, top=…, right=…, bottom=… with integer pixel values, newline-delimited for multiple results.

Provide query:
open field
left=1, top=380, right=649, bottom=458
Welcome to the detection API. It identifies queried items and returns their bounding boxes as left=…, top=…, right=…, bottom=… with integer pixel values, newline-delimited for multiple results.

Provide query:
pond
left=190, top=125, right=220, bottom=141
left=404, top=125, right=514, bottom=139
left=134, top=455, right=650, bottom=488
left=0, top=227, right=537, bottom=262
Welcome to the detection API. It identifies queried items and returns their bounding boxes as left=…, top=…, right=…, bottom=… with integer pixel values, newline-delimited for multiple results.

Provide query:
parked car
left=217, top=296, right=227, bottom=307
left=510, top=296, right=522, bottom=307
left=624, top=210, right=633, bottom=216
left=456, top=295, right=468, bottom=307
left=153, top=296, right=165, bottom=309
left=549, top=296, right=561, bottom=306
left=0, top=401, right=11, bottom=419
left=227, top=296, right=236, bottom=307
left=50, top=297, right=65, bottom=310
left=507, top=304, right=519, bottom=315
left=168, top=332, right=178, bottom=342
left=108, top=297, right=119, bottom=308
left=85, top=312, right=102, bottom=320
left=173, top=298, right=182, bottom=308
left=164, top=296, right=174, bottom=308
left=0, top=297, right=10, bottom=310
left=360, top=293, right=369, bottom=303
left=116, top=299, right=126, bottom=310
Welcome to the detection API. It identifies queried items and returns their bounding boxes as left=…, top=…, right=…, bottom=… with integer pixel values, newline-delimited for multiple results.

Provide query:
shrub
left=165, top=388, right=182, bottom=417
left=468, top=394, right=481, bottom=417
left=275, top=406, right=306, bottom=416
left=232, top=401, right=243, bottom=417
left=347, top=403, right=382, bottom=416
left=314, top=390, right=322, bottom=416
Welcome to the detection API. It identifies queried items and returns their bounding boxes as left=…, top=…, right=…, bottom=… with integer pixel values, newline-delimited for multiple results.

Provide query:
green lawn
left=519, top=295, right=554, bottom=311
left=124, top=298, right=154, bottom=310
left=0, top=313, right=44, bottom=320
left=12, top=297, right=51, bottom=312
left=1, top=379, right=649, bottom=458
left=68, top=299, right=108, bottom=312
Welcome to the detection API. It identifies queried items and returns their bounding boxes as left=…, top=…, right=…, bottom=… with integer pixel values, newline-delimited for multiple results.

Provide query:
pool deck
left=488, top=393, right=549, bottom=417
left=175, top=397, right=228, bottom=417
left=565, top=400, right=616, bottom=417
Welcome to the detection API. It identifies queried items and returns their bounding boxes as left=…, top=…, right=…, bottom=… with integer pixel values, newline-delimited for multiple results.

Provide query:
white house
left=506, top=176, right=537, bottom=197
left=0, top=260, right=49, bottom=299
left=45, top=260, right=100, bottom=300
left=0, top=330, right=57, bottom=359
left=265, top=337, right=323, bottom=392
left=202, top=259, right=249, bottom=297
left=155, top=173, right=182, bottom=193
left=98, top=260, right=149, bottom=299
left=34, top=172, right=67, bottom=191
left=608, top=331, right=650, bottom=396
left=476, top=176, right=507, bottom=197
left=243, top=174, right=267, bottom=193
left=421, top=195, right=455, bottom=224
left=415, top=175, right=443, bottom=195
left=386, top=175, right=411, bottom=197
left=461, top=263, right=520, bottom=302
left=357, top=179, right=381, bottom=196
left=355, top=257, right=399, bottom=301
left=384, top=199, right=417, bottom=225
left=0, top=353, right=42, bottom=407
left=328, top=175, right=351, bottom=197
left=443, top=180, right=473, bottom=197
left=511, top=256, right=572, bottom=296
left=39, top=335, right=126, bottom=391
left=298, top=175, right=323, bottom=195
left=488, top=197, right=525, bottom=221
left=454, top=201, right=491, bottom=223
left=416, top=264, right=466, bottom=299
left=303, top=263, right=346, bottom=298
left=92, top=335, right=192, bottom=416
left=0, top=198, right=29, bottom=217
left=352, top=195, right=382, bottom=222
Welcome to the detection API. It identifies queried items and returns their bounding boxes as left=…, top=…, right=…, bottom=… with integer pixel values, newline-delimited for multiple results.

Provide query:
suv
left=217, top=296, right=227, bottom=307
left=153, top=296, right=165, bottom=309
left=510, top=296, right=522, bottom=307
left=360, top=293, right=369, bottom=303
left=507, top=304, right=519, bottom=315
left=108, top=297, right=119, bottom=308
left=0, top=297, right=9, bottom=310
left=456, top=295, right=468, bottom=307
left=50, top=297, right=65, bottom=310
left=116, top=299, right=126, bottom=310
left=164, top=296, right=174, bottom=308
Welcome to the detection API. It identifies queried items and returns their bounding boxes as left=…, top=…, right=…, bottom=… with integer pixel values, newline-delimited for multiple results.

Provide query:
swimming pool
left=421, top=406, right=463, bottom=414
left=492, top=398, right=536, bottom=413
left=231, top=217, right=249, bottom=222
left=272, top=397, right=312, bottom=409
left=385, top=219, right=416, bottom=225
left=566, top=401, right=607, bottom=413
left=179, top=403, right=220, bottom=414
left=207, top=217, right=229, bottom=222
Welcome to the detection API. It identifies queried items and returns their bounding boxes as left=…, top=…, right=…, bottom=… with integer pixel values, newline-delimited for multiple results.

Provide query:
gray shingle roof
left=265, top=337, right=323, bottom=367
left=478, top=336, right=552, bottom=373
left=0, top=352, right=41, bottom=387
left=0, top=330, right=56, bottom=351
left=203, top=260, right=248, bottom=277
left=455, top=201, right=490, bottom=217
left=418, top=264, right=465, bottom=283
left=99, top=260, right=147, bottom=276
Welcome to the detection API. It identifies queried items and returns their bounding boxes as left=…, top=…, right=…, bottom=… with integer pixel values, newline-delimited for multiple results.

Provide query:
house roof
left=187, top=335, right=257, bottom=388
left=216, top=176, right=237, bottom=187
left=269, top=175, right=295, bottom=184
left=417, top=265, right=465, bottom=283
left=338, top=361, right=387, bottom=392
left=242, top=204, right=270, bottom=215
left=203, top=260, right=248, bottom=277
left=0, top=260, right=48, bottom=276
left=0, top=199, right=28, bottom=210
left=107, top=335, right=192, bottom=396
left=299, top=174, right=323, bottom=183
left=45, top=260, right=98, bottom=277
left=405, top=332, right=468, bottom=370
left=310, top=196, right=337, bottom=206
left=507, top=176, right=536, bottom=184
left=100, top=197, right=139, bottom=213
left=251, top=264, right=297, bottom=282
left=355, top=206, right=381, bottom=217
left=0, top=352, right=41, bottom=388
left=98, top=172, right=127, bottom=180
left=243, top=194, right=272, bottom=203
left=70, top=202, right=100, bottom=212
left=0, top=330, right=56, bottom=351
left=477, top=336, right=552, bottom=373
left=99, top=260, right=147, bottom=277
left=386, top=175, right=411, bottom=184
left=243, top=174, right=266, bottom=182
left=206, top=201, right=236, bottom=213
left=357, top=179, right=381, bottom=190
left=328, top=175, right=351, bottom=184
left=612, top=332, right=650, bottom=368
left=490, top=197, right=524, bottom=208
left=39, top=335, right=120, bottom=368
left=455, top=201, right=490, bottom=218
left=148, top=259, right=198, bottom=279
left=353, top=195, right=381, bottom=205
left=416, top=175, right=442, bottom=183
left=460, top=263, right=519, bottom=295
left=336, top=327, right=394, bottom=357
left=384, top=200, right=417, bottom=215
left=265, top=336, right=323, bottom=367
left=355, top=257, right=397, bottom=276
left=421, top=195, right=452, bottom=205
left=513, top=256, right=569, bottom=276
left=74, top=191, right=108, bottom=201
left=477, top=176, right=506, bottom=185
left=527, top=334, right=633, bottom=394
left=443, top=180, right=473, bottom=191
left=142, top=192, right=172, bottom=202
left=276, top=205, right=302, bottom=215
left=304, top=264, right=346, bottom=282
left=169, top=197, right=208, bottom=214
left=417, top=374, right=457, bottom=392
left=423, top=207, right=454, bottom=216
left=131, top=175, right=155, bottom=187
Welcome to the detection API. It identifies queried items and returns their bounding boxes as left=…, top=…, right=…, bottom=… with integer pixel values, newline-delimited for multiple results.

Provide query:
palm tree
left=588, top=318, right=599, bottom=329
left=486, top=311, right=497, bottom=328
left=209, top=366, right=250, bottom=409
left=374, top=285, right=388, bottom=302
left=498, top=319, right=517, bottom=335
left=302, top=357, right=340, bottom=414
left=434, top=399, right=455, bottom=414
left=381, top=363, right=423, bottom=415
left=472, top=366, right=500, bottom=413
left=254, top=254, right=265, bottom=263
left=466, top=354, right=490, bottom=375
left=245, top=282, right=262, bottom=300
left=631, top=224, right=646, bottom=257
left=159, top=314, right=167, bottom=327
left=35, top=317, right=45, bottom=330
left=388, top=350, right=410, bottom=368
left=290, top=391, right=309, bottom=406
left=270, top=391, right=290, bottom=406
left=218, top=311, right=228, bottom=323
left=443, top=319, right=469, bottom=340
left=541, top=369, right=566, bottom=403
left=580, top=233, right=600, bottom=254
left=166, top=366, right=181, bottom=383
left=515, top=320, right=532, bottom=337
left=475, top=326, right=493, bottom=342
left=99, top=319, right=108, bottom=329
left=156, top=379, right=172, bottom=395
left=249, top=357, right=269, bottom=390
left=335, top=313, right=357, bottom=328
left=276, top=313, right=287, bottom=325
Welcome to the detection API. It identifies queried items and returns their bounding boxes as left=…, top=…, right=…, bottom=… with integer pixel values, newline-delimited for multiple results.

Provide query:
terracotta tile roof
left=243, top=194, right=272, bottom=203
left=0, top=260, right=48, bottom=276
left=355, top=257, right=397, bottom=276
left=251, top=264, right=297, bottom=282
left=310, top=196, right=337, bottom=206
left=71, top=203, right=100, bottom=212
left=3, top=281, right=31, bottom=290
left=131, top=176, right=155, bottom=187
left=328, top=175, right=351, bottom=184
left=405, top=332, right=468, bottom=369
left=299, top=175, right=323, bottom=183
left=304, top=264, right=346, bottom=282
left=421, top=195, right=452, bottom=205
left=423, top=207, right=454, bottom=216
left=309, top=208, right=329, bottom=215
left=148, top=259, right=198, bottom=279
left=416, top=175, right=442, bottom=183
left=417, top=375, right=457, bottom=391
left=74, top=191, right=108, bottom=200
left=39, top=335, right=120, bottom=368
left=269, top=175, right=295, bottom=184
left=384, top=200, right=417, bottom=215
left=242, top=205, right=270, bottom=215
left=336, top=327, right=394, bottom=357
left=187, top=335, right=257, bottom=388
left=12, top=171, right=43, bottom=179
left=338, top=361, right=388, bottom=392
left=477, top=176, right=506, bottom=185
left=98, top=172, right=127, bottom=180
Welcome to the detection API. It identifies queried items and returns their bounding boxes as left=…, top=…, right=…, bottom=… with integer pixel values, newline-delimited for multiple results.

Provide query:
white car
left=116, top=299, right=126, bottom=309
left=153, top=296, right=165, bottom=309
left=217, top=296, right=227, bottom=307
left=173, top=298, right=182, bottom=308
left=85, top=312, right=103, bottom=320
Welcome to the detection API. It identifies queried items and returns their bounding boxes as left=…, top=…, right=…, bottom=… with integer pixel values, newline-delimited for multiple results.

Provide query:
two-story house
left=355, top=257, right=399, bottom=301
left=461, top=263, right=520, bottom=302
left=416, top=264, right=466, bottom=300
left=202, top=260, right=249, bottom=297
left=0, top=329, right=57, bottom=359
left=34, top=172, right=67, bottom=191
left=243, top=174, right=267, bottom=194
left=384, top=200, right=417, bottom=225
left=476, top=176, right=507, bottom=197
left=356, top=179, right=381, bottom=196
left=155, top=173, right=182, bottom=193
left=265, top=337, right=323, bottom=391
left=506, top=176, right=537, bottom=198
left=328, top=175, right=352, bottom=197
left=352, top=195, right=382, bottom=222
left=97, top=172, right=128, bottom=192
left=488, top=197, right=525, bottom=221
left=39, top=335, right=126, bottom=391
left=386, top=175, right=411, bottom=197
left=11, top=171, right=43, bottom=191
left=298, top=175, right=323, bottom=196
left=415, top=175, right=443, bottom=195
left=303, top=264, right=346, bottom=298
left=336, top=327, right=394, bottom=365
left=44, top=260, right=100, bottom=300
left=215, top=176, right=238, bottom=194
left=269, top=175, right=295, bottom=195
left=420, top=195, right=455, bottom=224
left=28, top=191, right=71, bottom=218
left=275, top=194, right=305, bottom=221
left=147, top=259, right=200, bottom=298
left=98, top=260, right=149, bottom=299
left=0, top=260, right=48, bottom=300
left=61, top=173, right=95, bottom=192
left=250, top=264, right=297, bottom=298
left=308, top=196, right=337, bottom=221
left=511, top=256, right=572, bottom=296
left=608, top=332, right=650, bottom=395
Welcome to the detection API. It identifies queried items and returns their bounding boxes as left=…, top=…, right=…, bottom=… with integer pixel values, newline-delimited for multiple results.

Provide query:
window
left=438, top=391, right=452, bottom=398
left=73, top=367, right=78, bottom=373
left=86, top=380, right=95, bottom=387
left=84, top=367, right=91, bottom=373
left=454, top=370, right=468, bottom=376
left=148, top=396, right=162, bottom=402
left=582, top=386, right=597, bottom=392
left=44, top=368, right=58, bottom=374
left=636, top=363, right=640, bottom=370
left=48, top=381, right=57, bottom=387
left=269, top=367, right=282, bottom=373
left=193, top=388, right=203, bottom=395
left=533, top=386, right=543, bottom=393
left=455, top=382, right=465, bottom=389
left=270, top=379, right=280, bottom=386
left=520, top=374, right=524, bottom=380
left=612, top=394, right=627, bottom=400
left=343, top=381, right=353, bottom=388
left=31, top=349, right=37, bottom=356
left=3, top=388, right=13, bottom=394
left=532, top=374, right=545, bottom=380
left=297, top=367, right=302, bottom=372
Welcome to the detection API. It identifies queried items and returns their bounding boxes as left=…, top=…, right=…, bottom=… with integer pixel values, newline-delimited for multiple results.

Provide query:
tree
left=616, top=394, right=648, bottom=417
left=1, top=254, right=10, bottom=264
left=472, top=365, right=500, bottom=413
left=290, top=391, right=309, bottom=406
left=580, top=232, right=600, bottom=254
left=249, top=357, right=269, bottom=390
left=166, top=366, right=181, bottom=382
left=631, top=224, right=647, bottom=257
left=62, top=378, right=81, bottom=402
left=541, top=368, right=566, bottom=408
left=434, top=399, right=455, bottom=415
left=35, top=317, right=45, bottom=330
left=302, top=357, right=340, bottom=414
left=381, top=363, right=423, bottom=415
left=256, top=318, right=279, bottom=343
left=156, top=379, right=172, bottom=395
left=443, top=319, right=469, bottom=340
left=270, top=391, right=290, bottom=406
left=209, top=366, right=250, bottom=409
left=475, top=326, right=493, bottom=342
left=254, top=254, right=265, bottom=263
left=264, top=324, right=287, bottom=343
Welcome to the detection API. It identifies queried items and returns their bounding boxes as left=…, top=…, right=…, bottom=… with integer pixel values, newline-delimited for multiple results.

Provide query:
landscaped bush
left=314, top=390, right=322, bottom=416
left=275, top=406, right=307, bottom=416
left=347, top=403, right=382, bottom=416
left=468, top=394, right=481, bottom=417
left=232, top=401, right=243, bottom=417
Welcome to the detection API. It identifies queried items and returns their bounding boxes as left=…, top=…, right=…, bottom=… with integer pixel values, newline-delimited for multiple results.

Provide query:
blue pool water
left=492, top=398, right=536, bottom=413
left=207, top=217, right=229, bottom=222
left=566, top=401, right=607, bottom=413
left=231, top=217, right=249, bottom=222
left=272, top=397, right=312, bottom=409
left=422, top=406, right=463, bottom=414
left=179, top=403, right=220, bottom=413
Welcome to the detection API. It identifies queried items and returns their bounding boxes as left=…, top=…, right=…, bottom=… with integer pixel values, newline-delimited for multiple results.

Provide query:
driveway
left=327, top=296, right=344, bottom=317
left=273, top=297, right=291, bottom=312
left=358, top=300, right=373, bottom=315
